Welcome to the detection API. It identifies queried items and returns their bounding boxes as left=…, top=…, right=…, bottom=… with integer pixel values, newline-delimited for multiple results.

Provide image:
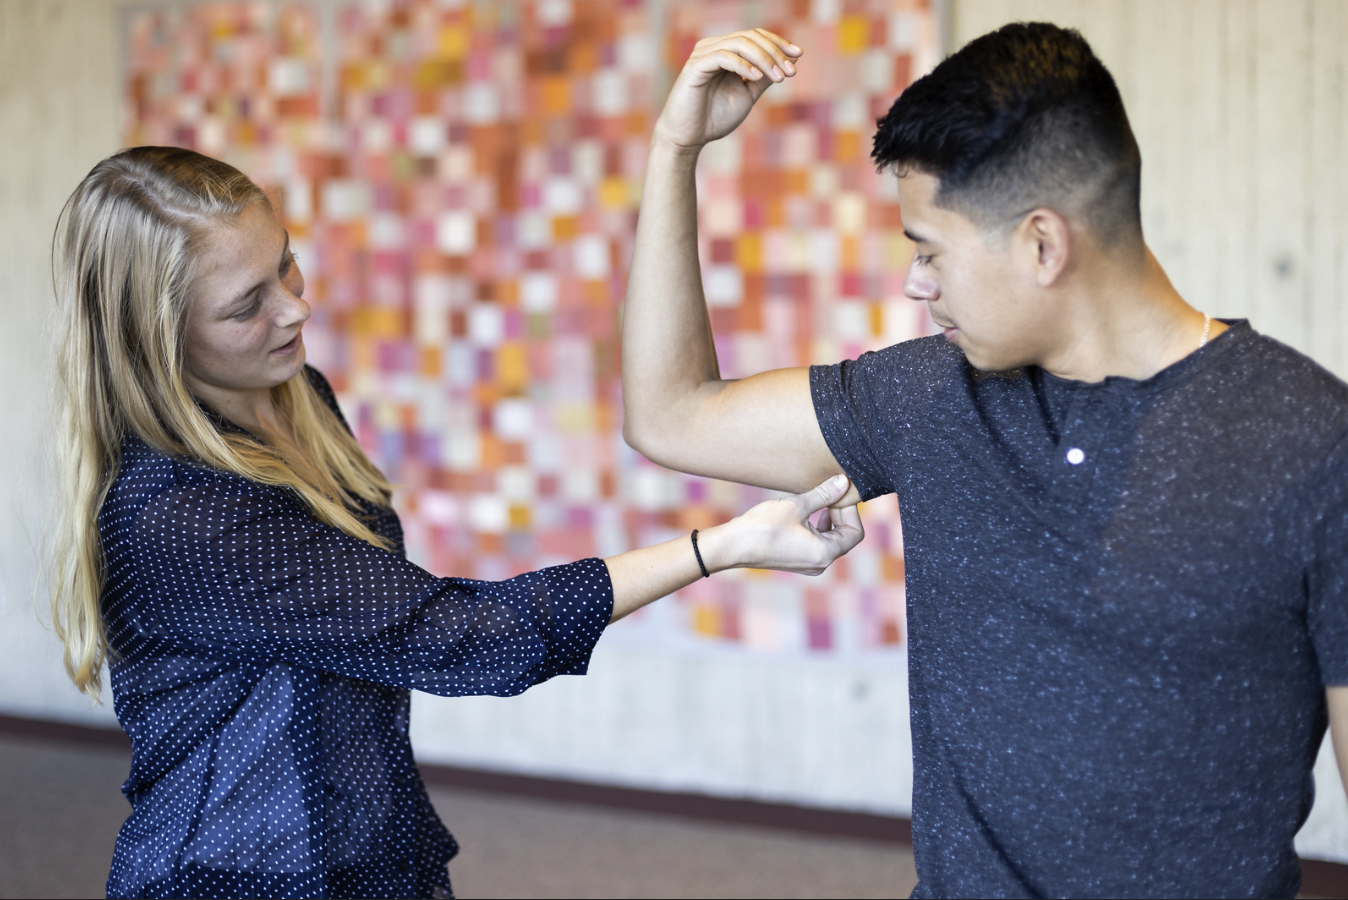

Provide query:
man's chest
left=892, top=385, right=1316, bottom=653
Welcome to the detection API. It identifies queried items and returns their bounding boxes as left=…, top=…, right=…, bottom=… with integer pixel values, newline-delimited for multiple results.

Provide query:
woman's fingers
left=795, top=473, right=851, bottom=521
left=818, top=504, right=865, bottom=558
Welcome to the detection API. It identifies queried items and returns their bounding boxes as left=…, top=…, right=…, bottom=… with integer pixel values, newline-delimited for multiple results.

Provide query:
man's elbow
left=621, top=413, right=682, bottom=470
left=621, top=414, right=660, bottom=459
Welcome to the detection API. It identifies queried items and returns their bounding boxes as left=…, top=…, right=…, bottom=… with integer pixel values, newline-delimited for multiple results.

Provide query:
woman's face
left=183, top=201, right=309, bottom=403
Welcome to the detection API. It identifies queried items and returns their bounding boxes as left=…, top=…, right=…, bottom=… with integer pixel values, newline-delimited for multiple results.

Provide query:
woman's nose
left=279, top=289, right=310, bottom=328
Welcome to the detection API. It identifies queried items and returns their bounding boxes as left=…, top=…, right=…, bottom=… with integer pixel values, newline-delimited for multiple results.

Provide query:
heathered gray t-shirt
left=811, top=321, right=1348, bottom=898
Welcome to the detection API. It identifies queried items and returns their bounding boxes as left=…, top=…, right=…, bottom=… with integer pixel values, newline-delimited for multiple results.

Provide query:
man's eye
left=914, top=253, right=934, bottom=267
left=280, top=251, right=296, bottom=276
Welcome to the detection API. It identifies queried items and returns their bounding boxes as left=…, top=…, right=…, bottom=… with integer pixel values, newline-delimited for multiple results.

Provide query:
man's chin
left=961, top=347, right=1027, bottom=378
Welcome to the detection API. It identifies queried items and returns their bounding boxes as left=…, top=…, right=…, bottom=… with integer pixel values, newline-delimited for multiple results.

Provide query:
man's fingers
left=740, top=29, right=798, bottom=76
left=685, top=47, right=766, bottom=84
left=690, top=32, right=800, bottom=84
left=750, top=27, right=803, bottom=58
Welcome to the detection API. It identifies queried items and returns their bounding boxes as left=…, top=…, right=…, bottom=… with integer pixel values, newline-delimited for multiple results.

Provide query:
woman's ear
left=1014, top=208, right=1072, bottom=288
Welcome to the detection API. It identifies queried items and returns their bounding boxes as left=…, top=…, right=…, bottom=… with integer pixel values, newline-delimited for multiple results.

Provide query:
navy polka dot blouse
left=99, top=368, right=614, bottom=899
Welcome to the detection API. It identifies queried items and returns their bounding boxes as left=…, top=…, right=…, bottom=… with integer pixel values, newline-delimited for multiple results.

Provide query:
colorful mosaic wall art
left=124, top=0, right=939, bottom=656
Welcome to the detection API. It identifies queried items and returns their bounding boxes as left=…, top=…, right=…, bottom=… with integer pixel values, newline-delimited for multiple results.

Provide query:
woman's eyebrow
left=224, top=232, right=292, bottom=311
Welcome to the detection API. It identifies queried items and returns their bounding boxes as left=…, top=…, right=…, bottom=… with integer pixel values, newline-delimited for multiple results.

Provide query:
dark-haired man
left=622, top=23, right=1348, bottom=898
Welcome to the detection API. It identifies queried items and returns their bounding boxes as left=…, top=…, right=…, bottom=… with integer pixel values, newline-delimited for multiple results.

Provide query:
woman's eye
left=231, top=301, right=260, bottom=320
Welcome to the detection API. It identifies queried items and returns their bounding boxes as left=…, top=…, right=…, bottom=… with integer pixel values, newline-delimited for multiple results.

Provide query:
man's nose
left=903, top=266, right=937, bottom=302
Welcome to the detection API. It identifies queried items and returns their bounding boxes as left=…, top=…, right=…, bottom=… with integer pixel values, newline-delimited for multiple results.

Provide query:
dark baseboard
left=3, top=713, right=1346, bottom=896
left=0, top=712, right=130, bottom=749
left=1302, top=859, right=1348, bottom=899
left=415, top=761, right=912, bottom=844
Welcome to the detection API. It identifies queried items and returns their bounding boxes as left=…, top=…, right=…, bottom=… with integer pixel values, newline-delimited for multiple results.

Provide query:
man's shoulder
left=1219, top=325, right=1348, bottom=421
left=830, top=334, right=969, bottom=389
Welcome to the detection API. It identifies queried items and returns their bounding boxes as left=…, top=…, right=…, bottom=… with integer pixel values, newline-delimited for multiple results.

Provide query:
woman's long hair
left=52, top=146, right=393, bottom=697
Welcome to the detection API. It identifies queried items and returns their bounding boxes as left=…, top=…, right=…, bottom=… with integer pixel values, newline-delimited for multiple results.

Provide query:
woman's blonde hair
left=52, top=146, right=393, bottom=697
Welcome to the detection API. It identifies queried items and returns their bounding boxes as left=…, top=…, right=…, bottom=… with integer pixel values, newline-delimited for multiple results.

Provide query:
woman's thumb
left=802, top=474, right=850, bottom=515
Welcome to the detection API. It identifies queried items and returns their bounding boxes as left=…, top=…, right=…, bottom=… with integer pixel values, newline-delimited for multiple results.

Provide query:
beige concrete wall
left=0, top=0, right=121, bottom=722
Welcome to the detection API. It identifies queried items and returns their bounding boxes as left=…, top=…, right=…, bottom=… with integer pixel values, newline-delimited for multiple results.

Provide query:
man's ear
left=1014, top=208, right=1072, bottom=287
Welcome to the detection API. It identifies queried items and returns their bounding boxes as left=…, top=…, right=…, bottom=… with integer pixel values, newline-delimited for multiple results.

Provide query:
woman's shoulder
left=108, top=434, right=274, bottom=524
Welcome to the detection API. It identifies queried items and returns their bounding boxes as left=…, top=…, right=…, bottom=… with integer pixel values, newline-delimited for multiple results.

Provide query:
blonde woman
left=51, top=146, right=863, bottom=900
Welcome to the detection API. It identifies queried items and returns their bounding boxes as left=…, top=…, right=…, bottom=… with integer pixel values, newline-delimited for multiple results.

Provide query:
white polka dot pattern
left=100, top=368, right=613, bottom=899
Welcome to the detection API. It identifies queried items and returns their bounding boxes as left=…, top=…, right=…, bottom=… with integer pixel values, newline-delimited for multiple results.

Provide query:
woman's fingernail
left=831, top=474, right=848, bottom=488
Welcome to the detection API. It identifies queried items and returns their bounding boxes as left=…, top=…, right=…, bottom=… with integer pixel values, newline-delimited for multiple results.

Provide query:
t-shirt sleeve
left=1307, top=435, right=1348, bottom=686
left=120, top=475, right=613, bottom=697
left=810, top=351, right=901, bottom=502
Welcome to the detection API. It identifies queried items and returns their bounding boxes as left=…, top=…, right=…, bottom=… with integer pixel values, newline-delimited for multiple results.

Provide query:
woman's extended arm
left=605, top=474, right=863, bottom=622
left=107, top=449, right=862, bottom=697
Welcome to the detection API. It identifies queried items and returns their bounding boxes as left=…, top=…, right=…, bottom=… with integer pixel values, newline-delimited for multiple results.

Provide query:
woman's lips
left=272, top=331, right=302, bottom=354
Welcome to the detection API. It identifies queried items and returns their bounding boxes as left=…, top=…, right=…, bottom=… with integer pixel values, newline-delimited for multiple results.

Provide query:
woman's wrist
left=690, top=520, right=745, bottom=574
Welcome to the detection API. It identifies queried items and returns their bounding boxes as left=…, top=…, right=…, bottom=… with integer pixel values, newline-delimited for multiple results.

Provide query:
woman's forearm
left=604, top=524, right=733, bottom=623
left=602, top=474, right=864, bottom=623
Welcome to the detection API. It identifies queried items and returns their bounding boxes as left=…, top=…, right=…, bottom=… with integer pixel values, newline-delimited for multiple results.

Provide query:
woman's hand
left=605, top=474, right=864, bottom=622
left=698, top=474, right=864, bottom=575
left=652, top=29, right=803, bottom=155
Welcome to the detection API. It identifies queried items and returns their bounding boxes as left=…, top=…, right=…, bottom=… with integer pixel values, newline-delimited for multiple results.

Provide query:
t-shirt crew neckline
left=1027, top=317, right=1251, bottom=398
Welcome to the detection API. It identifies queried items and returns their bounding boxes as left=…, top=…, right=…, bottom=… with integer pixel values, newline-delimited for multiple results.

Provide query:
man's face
left=896, top=172, right=1050, bottom=372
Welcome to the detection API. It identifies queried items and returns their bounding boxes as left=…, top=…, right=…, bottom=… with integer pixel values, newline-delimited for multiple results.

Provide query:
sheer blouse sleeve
left=105, top=465, right=613, bottom=697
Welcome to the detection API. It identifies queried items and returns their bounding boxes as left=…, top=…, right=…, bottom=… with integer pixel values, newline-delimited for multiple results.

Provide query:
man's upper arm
left=626, top=366, right=846, bottom=495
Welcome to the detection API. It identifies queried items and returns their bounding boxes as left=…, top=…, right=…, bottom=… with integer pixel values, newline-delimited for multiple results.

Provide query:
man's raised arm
left=622, top=30, right=858, bottom=502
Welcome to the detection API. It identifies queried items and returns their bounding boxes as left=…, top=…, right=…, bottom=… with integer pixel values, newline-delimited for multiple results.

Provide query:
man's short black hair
left=873, top=22, right=1142, bottom=248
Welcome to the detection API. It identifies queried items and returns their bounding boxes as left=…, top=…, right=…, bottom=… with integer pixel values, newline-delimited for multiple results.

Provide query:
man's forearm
left=621, top=139, right=722, bottom=457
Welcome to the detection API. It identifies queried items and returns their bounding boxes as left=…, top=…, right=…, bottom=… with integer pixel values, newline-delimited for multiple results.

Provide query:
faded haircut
left=872, top=22, right=1143, bottom=250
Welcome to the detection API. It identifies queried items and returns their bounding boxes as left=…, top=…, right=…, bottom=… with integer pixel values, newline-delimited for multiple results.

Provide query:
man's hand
left=653, top=29, right=803, bottom=154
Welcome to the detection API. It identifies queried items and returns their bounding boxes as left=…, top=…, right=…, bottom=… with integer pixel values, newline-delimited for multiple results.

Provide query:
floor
left=0, top=734, right=917, bottom=899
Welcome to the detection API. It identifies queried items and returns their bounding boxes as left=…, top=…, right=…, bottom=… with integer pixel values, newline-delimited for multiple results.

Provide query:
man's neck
left=1037, top=247, right=1225, bottom=383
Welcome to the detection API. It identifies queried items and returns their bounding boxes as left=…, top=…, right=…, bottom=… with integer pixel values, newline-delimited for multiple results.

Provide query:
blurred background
left=2, top=0, right=1347, bottom=896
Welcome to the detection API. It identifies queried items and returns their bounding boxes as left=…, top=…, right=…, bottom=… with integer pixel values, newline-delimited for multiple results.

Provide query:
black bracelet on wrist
left=690, top=529, right=711, bottom=578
